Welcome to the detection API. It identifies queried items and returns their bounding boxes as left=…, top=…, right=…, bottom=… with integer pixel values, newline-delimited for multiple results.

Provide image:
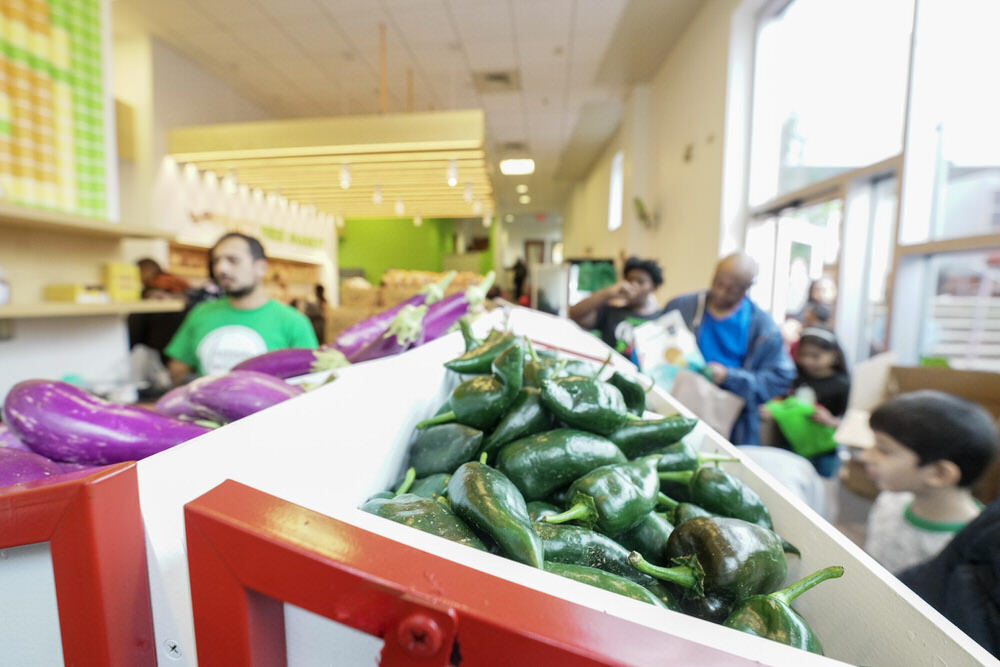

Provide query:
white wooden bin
left=136, top=307, right=996, bottom=666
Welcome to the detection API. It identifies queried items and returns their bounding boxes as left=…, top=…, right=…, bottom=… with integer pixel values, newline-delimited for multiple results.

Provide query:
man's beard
left=223, top=283, right=256, bottom=299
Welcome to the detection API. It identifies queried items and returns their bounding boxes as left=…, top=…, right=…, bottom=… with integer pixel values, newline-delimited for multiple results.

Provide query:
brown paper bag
left=670, top=369, right=745, bottom=438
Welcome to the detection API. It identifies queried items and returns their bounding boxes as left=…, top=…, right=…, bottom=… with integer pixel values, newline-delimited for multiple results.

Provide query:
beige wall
left=562, top=0, right=742, bottom=302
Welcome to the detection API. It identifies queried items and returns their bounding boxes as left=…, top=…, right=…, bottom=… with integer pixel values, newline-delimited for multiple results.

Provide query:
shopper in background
left=164, top=233, right=318, bottom=384
left=569, top=256, right=664, bottom=356
left=898, top=498, right=999, bottom=659
left=664, top=252, right=795, bottom=445
left=511, top=258, right=528, bottom=300
left=860, top=391, right=999, bottom=574
left=137, top=257, right=189, bottom=298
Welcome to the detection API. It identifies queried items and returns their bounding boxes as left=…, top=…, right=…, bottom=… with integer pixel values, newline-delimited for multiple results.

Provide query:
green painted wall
left=338, top=218, right=454, bottom=283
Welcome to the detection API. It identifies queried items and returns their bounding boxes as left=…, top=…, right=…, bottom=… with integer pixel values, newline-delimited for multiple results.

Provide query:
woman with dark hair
left=569, top=256, right=664, bottom=355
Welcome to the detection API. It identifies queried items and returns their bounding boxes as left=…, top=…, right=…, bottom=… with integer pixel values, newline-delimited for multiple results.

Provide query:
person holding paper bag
left=663, top=252, right=795, bottom=445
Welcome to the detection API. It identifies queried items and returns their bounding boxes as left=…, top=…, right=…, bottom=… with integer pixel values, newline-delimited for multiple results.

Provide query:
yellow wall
left=562, top=0, right=742, bottom=301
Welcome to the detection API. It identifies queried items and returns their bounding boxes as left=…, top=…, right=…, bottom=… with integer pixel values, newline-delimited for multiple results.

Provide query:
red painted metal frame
left=0, top=463, right=156, bottom=665
left=186, top=479, right=755, bottom=666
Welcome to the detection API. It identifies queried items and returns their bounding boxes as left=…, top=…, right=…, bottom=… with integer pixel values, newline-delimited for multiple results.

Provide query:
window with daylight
left=608, top=150, right=624, bottom=231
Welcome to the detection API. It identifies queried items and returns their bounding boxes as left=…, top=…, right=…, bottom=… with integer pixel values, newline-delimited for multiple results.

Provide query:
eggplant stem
left=416, top=411, right=456, bottom=429
left=770, top=566, right=844, bottom=606
left=394, top=468, right=416, bottom=495
left=542, top=502, right=591, bottom=525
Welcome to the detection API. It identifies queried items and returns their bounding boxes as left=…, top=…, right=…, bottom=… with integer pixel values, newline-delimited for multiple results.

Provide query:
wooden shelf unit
left=0, top=300, right=185, bottom=320
left=168, top=242, right=321, bottom=301
left=0, top=201, right=172, bottom=240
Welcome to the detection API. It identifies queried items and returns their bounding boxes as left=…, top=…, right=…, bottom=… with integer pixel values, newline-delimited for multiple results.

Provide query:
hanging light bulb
left=221, top=170, right=237, bottom=195
left=482, top=207, right=493, bottom=228
left=463, top=182, right=473, bottom=203
left=373, top=185, right=383, bottom=205
left=290, top=200, right=300, bottom=214
left=394, top=199, right=405, bottom=215
left=339, top=163, right=351, bottom=189
left=446, top=159, right=458, bottom=187
left=472, top=199, right=483, bottom=215
left=413, top=214, right=423, bottom=227
left=183, top=162, right=199, bottom=181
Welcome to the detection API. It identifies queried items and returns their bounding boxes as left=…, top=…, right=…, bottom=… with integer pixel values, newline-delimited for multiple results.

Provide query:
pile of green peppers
left=360, top=324, right=845, bottom=656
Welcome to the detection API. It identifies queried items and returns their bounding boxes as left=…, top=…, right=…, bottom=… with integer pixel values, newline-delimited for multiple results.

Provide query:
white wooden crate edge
left=135, top=306, right=996, bottom=666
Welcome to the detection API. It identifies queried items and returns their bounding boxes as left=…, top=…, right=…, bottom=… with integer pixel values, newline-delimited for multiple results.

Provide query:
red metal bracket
left=185, top=479, right=753, bottom=666
left=0, top=463, right=155, bottom=665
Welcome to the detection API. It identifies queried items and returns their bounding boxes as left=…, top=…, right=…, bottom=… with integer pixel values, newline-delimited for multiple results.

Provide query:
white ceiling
left=112, top=0, right=702, bottom=219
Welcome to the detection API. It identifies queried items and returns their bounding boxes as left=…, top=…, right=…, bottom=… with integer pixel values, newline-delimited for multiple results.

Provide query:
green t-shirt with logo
left=165, top=298, right=318, bottom=375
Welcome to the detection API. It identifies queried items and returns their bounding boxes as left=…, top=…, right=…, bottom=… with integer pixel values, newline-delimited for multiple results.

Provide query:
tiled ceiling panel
left=113, top=0, right=697, bottom=214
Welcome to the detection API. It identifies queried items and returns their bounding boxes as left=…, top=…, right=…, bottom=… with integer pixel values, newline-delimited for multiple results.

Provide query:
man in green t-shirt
left=165, top=233, right=318, bottom=383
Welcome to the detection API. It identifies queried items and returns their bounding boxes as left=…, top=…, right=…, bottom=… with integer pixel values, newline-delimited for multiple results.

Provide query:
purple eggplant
left=59, top=460, right=103, bottom=473
left=184, top=370, right=304, bottom=423
left=422, top=271, right=495, bottom=343
left=0, top=448, right=64, bottom=488
left=3, top=380, right=210, bottom=465
left=332, top=271, right=455, bottom=358
left=232, top=347, right=349, bottom=379
left=154, top=385, right=219, bottom=423
left=0, top=422, right=31, bottom=451
left=349, top=304, right=428, bottom=363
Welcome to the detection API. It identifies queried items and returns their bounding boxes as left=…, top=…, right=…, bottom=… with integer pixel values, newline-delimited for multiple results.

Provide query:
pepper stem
left=542, top=502, right=593, bottom=525
left=658, top=470, right=695, bottom=484
left=458, top=318, right=480, bottom=351
left=644, top=376, right=657, bottom=394
left=416, top=411, right=456, bottom=429
left=625, top=412, right=643, bottom=421
left=436, top=495, right=452, bottom=510
left=479, top=451, right=488, bottom=465
left=591, top=353, right=613, bottom=380
left=554, top=359, right=569, bottom=375
left=657, top=492, right=679, bottom=510
left=394, top=468, right=416, bottom=495
left=628, top=552, right=701, bottom=594
left=524, top=337, right=540, bottom=363
left=698, top=453, right=738, bottom=466
left=769, top=566, right=844, bottom=607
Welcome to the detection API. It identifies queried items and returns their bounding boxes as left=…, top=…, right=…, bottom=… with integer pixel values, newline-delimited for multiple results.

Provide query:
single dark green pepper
left=656, top=493, right=715, bottom=525
left=360, top=493, right=486, bottom=551
left=409, top=473, right=450, bottom=499
left=540, top=376, right=634, bottom=436
left=616, top=511, right=674, bottom=566
left=419, top=345, right=524, bottom=431
left=480, top=387, right=552, bottom=459
left=526, top=500, right=560, bottom=521
left=543, top=455, right=664, bottom=536
left=522, top=339, right=565, bottom=389
left=447, top=459, right=543, bottom=567
left=608, top=416, right=700, bottom=458
left=607, top=371, right=648, bottom=416
left=408, top=423, right=484, bottom=476
left=496, top=428, right=626, bottom=501
left=655, top=437, right=736, bottom=472
left=543, top=562, right=673, bottom=610
left=659, top=467, right=773, bottom=529
left=683, top=593, right=735, bottom=623
left=723, top=566, right=844, bottom=654
left=628, top=516, right=787, bottom=602
left=444, top=330, right=518, bottom=374
left=533, top=521, right=657, bottom=585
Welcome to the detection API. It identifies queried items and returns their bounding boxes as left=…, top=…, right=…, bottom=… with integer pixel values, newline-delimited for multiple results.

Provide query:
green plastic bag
left=765, top=397, right=837, bottom=458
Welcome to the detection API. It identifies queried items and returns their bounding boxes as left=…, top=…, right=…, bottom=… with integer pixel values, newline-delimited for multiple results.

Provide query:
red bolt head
left=396, top=613, right=443, bottom=658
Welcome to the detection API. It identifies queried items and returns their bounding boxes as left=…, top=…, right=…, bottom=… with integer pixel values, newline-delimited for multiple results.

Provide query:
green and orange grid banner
left=0, top=0, right=106, bottom=218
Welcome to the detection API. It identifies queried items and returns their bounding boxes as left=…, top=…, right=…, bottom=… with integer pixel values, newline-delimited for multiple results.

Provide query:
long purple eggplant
left=232, top=347, right=349, bottom=379
left=0, top=448, right=64, bottom=487
left=3, top=380, right=210, bottom=465
left=421, top=271, right=495, bottom=343
left=184, top=370, right=304, bottom=423
left=332, top=271, right=455, bottom=358
left=349, top=304, right=428, bottom=363
left=154, top=385, right=220, bottom=423
left=0, top=422, right=31, bottom=451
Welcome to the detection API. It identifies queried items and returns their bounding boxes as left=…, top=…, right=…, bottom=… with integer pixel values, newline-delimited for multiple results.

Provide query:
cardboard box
left=43, top=284, right=108, bottom=303
left=324, top=305, right=377, bottom=344
left=380, top=285, right=420, bottom=307
left=103, top=262, right=142, bottom=302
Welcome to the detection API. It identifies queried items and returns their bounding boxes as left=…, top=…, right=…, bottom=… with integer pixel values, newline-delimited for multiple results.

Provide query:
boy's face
left=860, top=431, right=929, bottom=492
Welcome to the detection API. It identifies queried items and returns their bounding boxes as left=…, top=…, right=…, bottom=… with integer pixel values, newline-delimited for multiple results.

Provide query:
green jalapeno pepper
left=655, top=437, right=736, bottom=472
left=480, top=387, right=552, bottom=459
left=723, top=566, right=844, bottom=654
left=607, top=371, right=648, bottom=416
left=420, top=345, right=524, bottom=431
left=496, top=428, right=626, bottom=501
left=543, top=455, right=664, bottom=536
left=409, top=473, right=450, bottom=499
left=522, top=339, right=564, bottom=389
left=656, top=493, right=714, bottom=525
left=608, top=416, right=700, bottom=458
left=408, top=423, right=484, bottom=476
left=444, top=330, right=518, bottom=374
left=540, top=376, right=634, bottom=436
left=616, top=511, right=674, bottom=566
left=533, top=521, right=663, bottom=588
left=543, top=562, right=673, bottom=610
left=360, top=493, right=487, bottom=551
left=628, top=516, right=787, bottom=603
left=658, top=467, right=773, bottom=529
left=448, top=459, right=543, bottom=567
left=526, top=501, right=560, bottom=522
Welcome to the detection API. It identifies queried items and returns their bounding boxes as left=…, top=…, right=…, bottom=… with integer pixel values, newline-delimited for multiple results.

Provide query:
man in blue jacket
left=664, top=252, right=795, bottom=445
